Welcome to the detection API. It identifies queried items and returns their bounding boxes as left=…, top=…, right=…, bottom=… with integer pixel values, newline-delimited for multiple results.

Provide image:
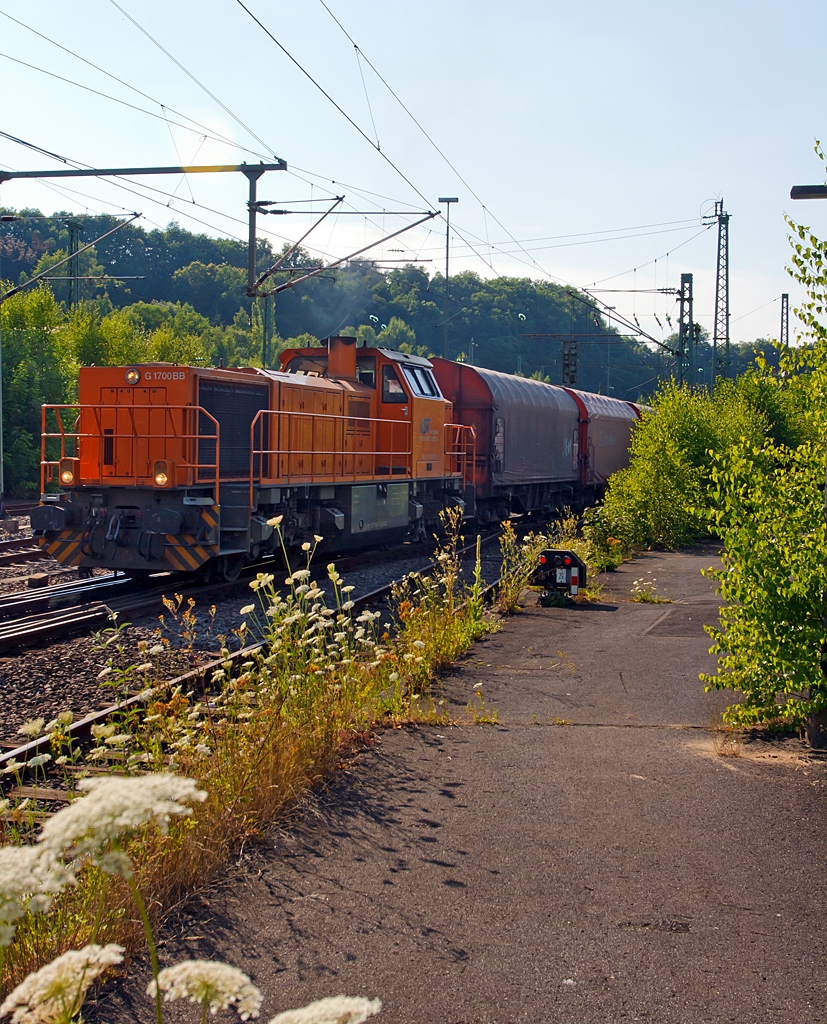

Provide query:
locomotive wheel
left=218, top=554, right=245, bottom=582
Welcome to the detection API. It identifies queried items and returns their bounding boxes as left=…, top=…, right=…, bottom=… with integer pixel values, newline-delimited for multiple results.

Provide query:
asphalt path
left=96, top=546, right=826, bottom=1024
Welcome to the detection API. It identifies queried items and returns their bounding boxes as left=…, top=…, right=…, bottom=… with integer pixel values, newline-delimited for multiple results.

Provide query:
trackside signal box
left=532, top=548, right=587, bottom=603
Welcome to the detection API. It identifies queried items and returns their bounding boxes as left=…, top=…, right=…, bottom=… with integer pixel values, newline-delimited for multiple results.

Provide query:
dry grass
left=1, top=514, right=519, bottom=994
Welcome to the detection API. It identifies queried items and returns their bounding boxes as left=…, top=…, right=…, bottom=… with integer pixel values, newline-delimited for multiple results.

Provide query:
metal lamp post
left=438, top=197, right=458, bottom=358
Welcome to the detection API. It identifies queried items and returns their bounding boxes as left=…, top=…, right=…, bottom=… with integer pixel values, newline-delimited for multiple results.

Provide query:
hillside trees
left=0, top=286, right=77, bottom=494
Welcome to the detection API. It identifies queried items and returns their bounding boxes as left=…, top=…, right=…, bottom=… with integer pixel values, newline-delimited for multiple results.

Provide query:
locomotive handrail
left=40, top=403, right=220, bottom=496
left=444, top=422, right=476, bottom=489
left=248, top=407, right=413, bottom=509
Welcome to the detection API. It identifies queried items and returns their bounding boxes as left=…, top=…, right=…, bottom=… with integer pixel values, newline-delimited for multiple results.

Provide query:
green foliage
left=702, top=438, right=826, bottom=725
left=0, top=286, right=78, bottom=495
left=584, top=370, right=806, bottom=567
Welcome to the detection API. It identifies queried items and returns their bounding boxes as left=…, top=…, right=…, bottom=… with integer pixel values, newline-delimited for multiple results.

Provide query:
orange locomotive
left=32, top=337, right=475, bottom=578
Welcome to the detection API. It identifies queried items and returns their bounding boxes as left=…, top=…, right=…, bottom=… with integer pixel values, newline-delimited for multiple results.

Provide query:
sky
left=1, top=0, right=825, bottom=349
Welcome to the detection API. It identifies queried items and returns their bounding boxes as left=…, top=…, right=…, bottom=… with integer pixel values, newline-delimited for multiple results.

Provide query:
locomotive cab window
left=381, top=365, right=407, bottom=403
left=402, top=365, right=440, bottom=398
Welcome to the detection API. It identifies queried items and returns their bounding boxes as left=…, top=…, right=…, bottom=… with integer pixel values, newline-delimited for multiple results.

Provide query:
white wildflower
left=388, top=673, right=399, bottom=683
left=0, top=943, right=124, bottom=1023
left=341, top=585, right=355, bottom=593
left=306, top=588, right=324, bottom=600
left=342, top=601, right=355, bottom=612
left=97, top=851, right=134, bottom=877
left=91, top=724, right=116, bottom=740
left=292, top=569, right=311, bottom=581
left=136, top=662, right=153, bottom=673
left=268, top=995, right=381, bottom=1024
left=313, top=534, right=323, bottom=543
left=54, top=756, right=69, bottom=766
left=17, top=719, right=44, bottom=739
left=301, top=542, right=311, bottom=552
left=85, top=748, right=112, bottom=762
left=267, top=515, right=284, bottom=527
left=45, top=712, right=73, bottom=733
left=240, top=605, right=256, bottom=616
left=195, top=744, right=212, bottom=757
left=104, top=734, right=133, bottom=747
left=149, top=960, right=262, bottom=1020
left=1, top=760, right=23, bottom=775
left=25, top=754, right=51, bottom=769
left=412, top=640, right=426, bottom=649
left=38, top=774, right=206, bottom=864
left=0, top=845, right=64, bottom=947
left=150, top=644, right=165, bottom=655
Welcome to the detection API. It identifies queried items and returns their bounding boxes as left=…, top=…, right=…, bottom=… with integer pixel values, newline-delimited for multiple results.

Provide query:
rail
left=40, top=404, right=220, bottom=495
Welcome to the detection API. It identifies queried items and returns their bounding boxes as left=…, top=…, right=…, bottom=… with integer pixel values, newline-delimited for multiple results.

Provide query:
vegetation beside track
left=582, top=166, right=827, bottom=730
left=0, top=512, right=550, bottom=995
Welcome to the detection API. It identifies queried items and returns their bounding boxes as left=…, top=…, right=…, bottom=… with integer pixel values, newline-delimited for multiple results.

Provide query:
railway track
left=0, top=537, right=48, bottom=566
left=0, top=525, right=503, bottom=654
left=0, top=531, right=506, bottom=795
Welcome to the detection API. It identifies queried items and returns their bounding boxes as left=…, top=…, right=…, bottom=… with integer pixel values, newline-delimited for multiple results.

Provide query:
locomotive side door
left=400, top=364, right=446, bottom=478
left=376, top=363, right=410, bottom=477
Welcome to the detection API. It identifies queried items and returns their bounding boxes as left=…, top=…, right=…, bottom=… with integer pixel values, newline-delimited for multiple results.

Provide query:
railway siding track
left=0, top=532, right=506, bottom=800
left=0, top=537, right=47, bottom=567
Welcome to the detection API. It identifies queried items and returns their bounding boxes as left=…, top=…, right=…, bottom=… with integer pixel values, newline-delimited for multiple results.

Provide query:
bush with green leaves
left=703, top=437, right=826, bottom=725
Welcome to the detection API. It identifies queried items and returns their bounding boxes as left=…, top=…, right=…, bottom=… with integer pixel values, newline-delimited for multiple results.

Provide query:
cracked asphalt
left=94, top=545, right=826, bottom=1024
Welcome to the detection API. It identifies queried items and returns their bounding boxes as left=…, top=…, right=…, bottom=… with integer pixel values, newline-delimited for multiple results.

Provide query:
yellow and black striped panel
left=199, top=504, right=219, bottom=534
left=43, top=530, right=83, bottom=566
left=164, top=533, right=219, bottom=572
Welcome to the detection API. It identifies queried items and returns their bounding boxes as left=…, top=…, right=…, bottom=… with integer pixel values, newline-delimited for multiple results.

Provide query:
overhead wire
left=0, top=10, right=265, bottom=160
left=311, top=1, right=713, bottom=347
left=590, top=226, right=714, bottom=286
left=0, top=51, right=270, bottom=162
left=730, top=295, right=781, bottom=325
left=232, top=0, right=433, bottom=209
left=1, top=6, right=707, bottom=348
left=106, top=0, right=283, bottom=160
left=0, top=11, right=434, bottom=267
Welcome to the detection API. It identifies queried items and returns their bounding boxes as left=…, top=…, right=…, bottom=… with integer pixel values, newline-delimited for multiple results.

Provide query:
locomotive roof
left=375, top=347, right=434, bottom=369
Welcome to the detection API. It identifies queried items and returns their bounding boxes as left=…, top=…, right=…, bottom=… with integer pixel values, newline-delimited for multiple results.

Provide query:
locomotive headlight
left=153, top=460, right=170, bottom=487
left=59, top=457, right=80, bottom=486
left=125, top=368, right=140, bottom=385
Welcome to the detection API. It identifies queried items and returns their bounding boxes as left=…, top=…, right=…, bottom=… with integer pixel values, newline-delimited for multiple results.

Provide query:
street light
left=438, top=197, right=459, bottom=358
